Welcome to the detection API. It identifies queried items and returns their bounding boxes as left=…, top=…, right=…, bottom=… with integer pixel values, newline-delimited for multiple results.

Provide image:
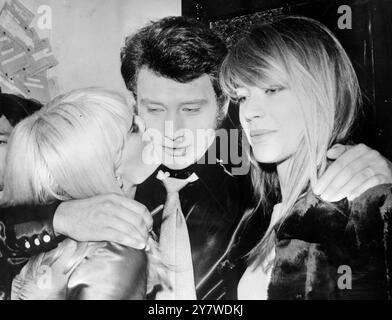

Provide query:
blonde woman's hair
left=1, top=88, right=133, bottom=205
left=1, top=88, right=169, bottom=291
left=220, top=16, right=361, bottom=268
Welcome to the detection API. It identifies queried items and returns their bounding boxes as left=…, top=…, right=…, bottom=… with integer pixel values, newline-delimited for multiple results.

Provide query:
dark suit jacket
left=135, top=157, right=268, bottom=300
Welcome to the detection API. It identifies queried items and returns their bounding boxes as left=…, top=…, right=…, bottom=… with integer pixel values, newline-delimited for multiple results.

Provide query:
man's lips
left=162, top=145, right=190, bottom=157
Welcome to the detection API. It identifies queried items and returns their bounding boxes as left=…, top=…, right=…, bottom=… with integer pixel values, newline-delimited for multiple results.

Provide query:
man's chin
left=159, top=148, right=208, bottom=170
left=160, top=153, right=197, bottom=170
left=162, top=160, right=194, bottom=170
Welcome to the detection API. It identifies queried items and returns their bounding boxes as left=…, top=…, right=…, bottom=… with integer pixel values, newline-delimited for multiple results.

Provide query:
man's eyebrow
left=180, top=99, right=208, bottom=106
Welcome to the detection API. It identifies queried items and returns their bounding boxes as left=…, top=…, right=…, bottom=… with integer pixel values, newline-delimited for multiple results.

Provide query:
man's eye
left=182, top=107, right=200, bottom=113
left=0, top=140, right=7, bottom=145
left=147, top=107, right=164, bottom=113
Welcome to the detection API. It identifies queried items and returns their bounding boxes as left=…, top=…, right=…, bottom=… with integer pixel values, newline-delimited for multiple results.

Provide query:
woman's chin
left=253, top=153, right=279, bottom=164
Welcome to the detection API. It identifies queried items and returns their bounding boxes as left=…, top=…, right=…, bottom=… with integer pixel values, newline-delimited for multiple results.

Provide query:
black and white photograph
left=0, top=0, right=392, bottom=307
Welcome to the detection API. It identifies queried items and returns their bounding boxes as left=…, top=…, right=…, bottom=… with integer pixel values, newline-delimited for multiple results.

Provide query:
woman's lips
left=249, top=129, right=277, bottom=143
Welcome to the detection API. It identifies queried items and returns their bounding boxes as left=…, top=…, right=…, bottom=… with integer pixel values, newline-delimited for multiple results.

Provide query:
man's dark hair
left=120, top=16, right=228, bottom=104
left=0, top=93, right=42, bottom=126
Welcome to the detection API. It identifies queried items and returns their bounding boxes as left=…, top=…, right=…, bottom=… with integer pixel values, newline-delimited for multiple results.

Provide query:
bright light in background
left=0, top=0, right=181, bottom=100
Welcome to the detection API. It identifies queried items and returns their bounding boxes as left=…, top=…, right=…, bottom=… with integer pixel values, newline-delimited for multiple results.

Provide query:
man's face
left=136, top=67, right=218, bottom=170
left=0, top=115, right=13, bottom=190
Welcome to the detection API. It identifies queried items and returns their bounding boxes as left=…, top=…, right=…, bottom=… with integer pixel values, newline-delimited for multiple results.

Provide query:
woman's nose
left=133, top=115, right=146, bottom=133
left=242, top=101, right=265, bottom=123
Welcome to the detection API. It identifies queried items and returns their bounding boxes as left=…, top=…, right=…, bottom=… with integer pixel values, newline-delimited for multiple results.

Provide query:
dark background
left=182, top=0, right=392, bottom=160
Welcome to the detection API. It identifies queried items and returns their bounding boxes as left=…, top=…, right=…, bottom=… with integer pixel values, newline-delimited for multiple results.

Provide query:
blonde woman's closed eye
left=263, top=86, right=285, bottom=95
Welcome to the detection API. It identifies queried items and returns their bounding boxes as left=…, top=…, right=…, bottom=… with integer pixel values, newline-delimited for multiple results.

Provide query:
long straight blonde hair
left=220, top=16, right=361, bottom=268
left=1, top=88, right=133, bottom=205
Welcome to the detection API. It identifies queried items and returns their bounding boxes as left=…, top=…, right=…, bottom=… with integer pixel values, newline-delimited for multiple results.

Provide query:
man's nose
left=164, top=115, right=185, bottom=140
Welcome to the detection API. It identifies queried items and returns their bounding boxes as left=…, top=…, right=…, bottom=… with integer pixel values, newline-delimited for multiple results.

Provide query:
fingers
left=315, top=143, right=392, bottom=202
left=78, top=207, right=149, bottom=249
left=104, top=227, right=147, bottom=250
left=326, top=167, right=380, bottom=202
left=108, top=215, right=149, bottom=246
left=108, top=202, right=151, bottom=232
left=326, top=144, right=350, bottom=160
left=318, top=153, right=374, bottom=201
left=314, top=144, right=369, bottom=197
left=54, top=195, right=155, bottom=248
left=347, top=175, right=389, bottom=201
left=107, top=194, right=153, bottom=230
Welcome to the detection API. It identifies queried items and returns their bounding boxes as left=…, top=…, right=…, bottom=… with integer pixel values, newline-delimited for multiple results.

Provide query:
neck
left=276, top=158, right=291, bottom=203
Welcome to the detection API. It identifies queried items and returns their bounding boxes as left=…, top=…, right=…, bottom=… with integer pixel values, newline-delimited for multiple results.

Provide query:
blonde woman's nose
left=133, top=115, right=146, bottom=133
left=242, top=101, right=265, bottom=122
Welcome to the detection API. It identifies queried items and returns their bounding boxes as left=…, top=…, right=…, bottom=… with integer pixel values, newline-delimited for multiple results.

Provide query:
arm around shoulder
left=0, top=201, right=61, bottom=259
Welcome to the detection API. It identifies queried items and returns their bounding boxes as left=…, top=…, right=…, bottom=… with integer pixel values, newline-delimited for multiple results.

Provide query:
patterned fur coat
left=266, top=184, right=392, bottom=299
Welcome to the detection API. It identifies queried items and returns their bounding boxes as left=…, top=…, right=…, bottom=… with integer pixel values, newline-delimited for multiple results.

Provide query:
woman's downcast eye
left=264, top=86, right=284, bottom=95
